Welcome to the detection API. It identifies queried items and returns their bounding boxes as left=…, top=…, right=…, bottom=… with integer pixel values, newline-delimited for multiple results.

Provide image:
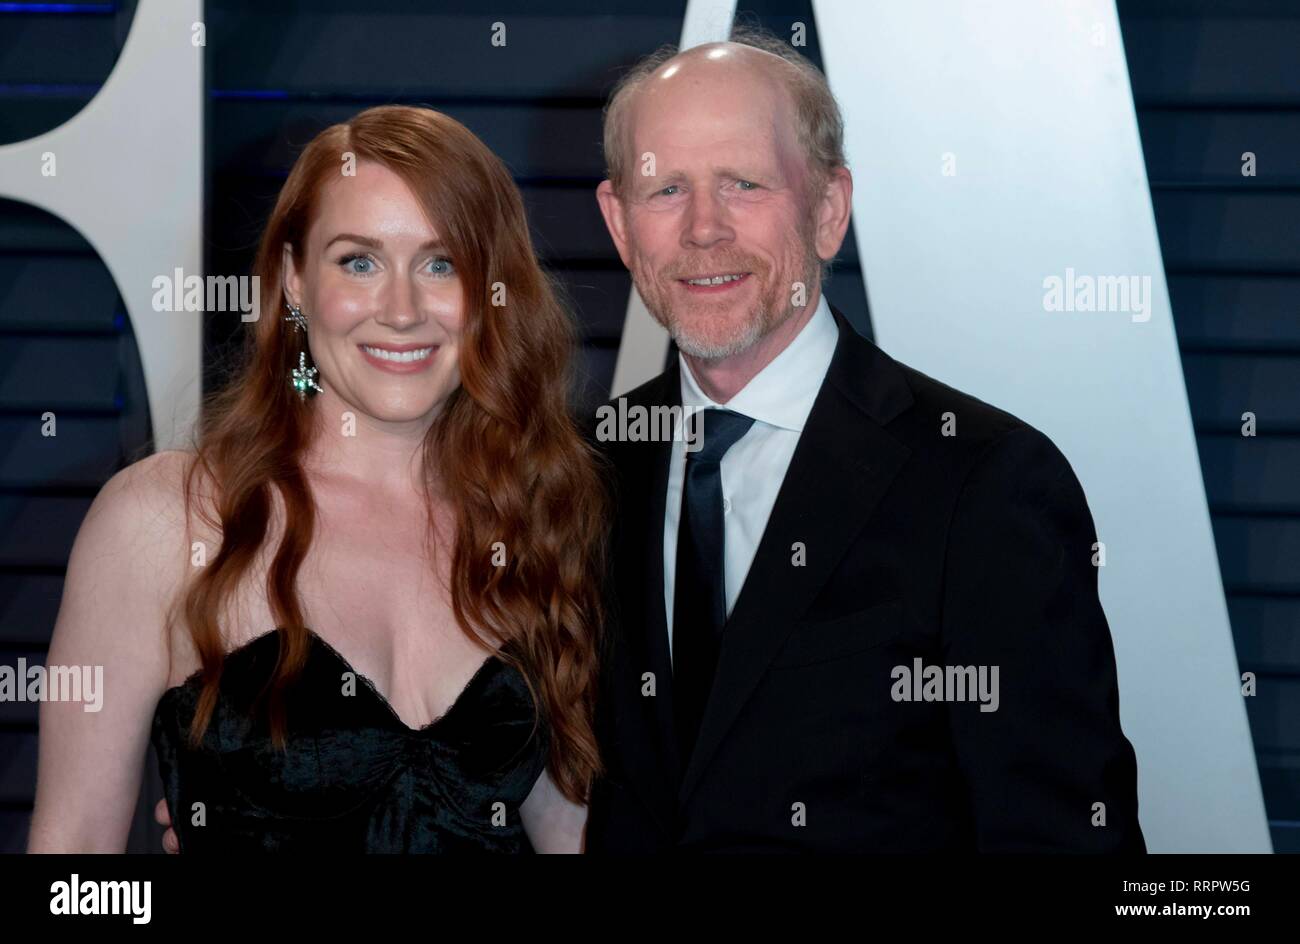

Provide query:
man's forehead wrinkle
left=632, top=76, right=788, bottom=155
left=648, top=64, right=782, bottom=105
left=635, top=124, right=778, bottom=156
left=632, top=116, right=788, bottom=182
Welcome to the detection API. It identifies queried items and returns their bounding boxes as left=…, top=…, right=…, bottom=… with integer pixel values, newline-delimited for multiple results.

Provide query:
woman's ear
left=282, top=242, right=302, bottom=309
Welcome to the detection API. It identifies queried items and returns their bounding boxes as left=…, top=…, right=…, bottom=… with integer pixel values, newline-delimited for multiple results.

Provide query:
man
left=584, top=33, right=1144, bottom=852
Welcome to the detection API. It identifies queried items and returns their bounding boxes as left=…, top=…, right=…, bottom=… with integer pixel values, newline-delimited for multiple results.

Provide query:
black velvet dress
left=151, top=629, right=548, bottom=852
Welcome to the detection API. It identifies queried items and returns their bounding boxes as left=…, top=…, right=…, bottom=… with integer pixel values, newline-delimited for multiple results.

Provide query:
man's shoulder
left=860, top=340, right=1075, bottom=486
left=888, top=354, right=1028, bottom=445
left=823, top=318, right=1036, bottom=457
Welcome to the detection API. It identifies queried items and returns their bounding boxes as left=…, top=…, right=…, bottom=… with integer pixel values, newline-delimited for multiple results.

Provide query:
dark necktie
left=673, top=407, right=755, bottom=764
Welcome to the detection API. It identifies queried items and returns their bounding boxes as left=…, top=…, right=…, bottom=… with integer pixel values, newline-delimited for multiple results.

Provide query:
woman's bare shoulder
left=93, top=449, right=194, bottom=527
left=79, top=449, right=222, bottom=567
left=50, top=451, right=215, bottom=690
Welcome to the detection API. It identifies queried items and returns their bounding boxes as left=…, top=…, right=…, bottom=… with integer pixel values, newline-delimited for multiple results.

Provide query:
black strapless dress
left=151, top=629, right=548, bottom=853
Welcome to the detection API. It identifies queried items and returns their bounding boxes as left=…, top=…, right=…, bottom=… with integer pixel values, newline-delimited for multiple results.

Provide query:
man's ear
left=595, top=180, right=633, bottom=269
left=282, top=242, right=303, bottom=310
left=812, top=166, right=853, bottom=263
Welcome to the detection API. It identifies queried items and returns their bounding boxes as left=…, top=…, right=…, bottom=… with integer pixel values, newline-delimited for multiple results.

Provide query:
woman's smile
left=357, top=342, right=439, bottom=373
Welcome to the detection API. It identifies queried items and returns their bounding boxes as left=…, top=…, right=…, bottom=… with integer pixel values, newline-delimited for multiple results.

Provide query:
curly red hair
left=179, top=105, right=606, bottom=803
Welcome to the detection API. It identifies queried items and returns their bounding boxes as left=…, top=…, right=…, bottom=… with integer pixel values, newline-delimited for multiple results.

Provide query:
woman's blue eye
left=338, top=253, right=453, bottom=277
left=339, top=253, right=374, bottom=275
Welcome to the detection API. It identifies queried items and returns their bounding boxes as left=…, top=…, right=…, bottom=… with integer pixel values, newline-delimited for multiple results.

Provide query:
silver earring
left=284, top=302, right=320, bottom=397
left=285, top=302, right=309, bottom=332
left=290, top=351, right=323, bottom=399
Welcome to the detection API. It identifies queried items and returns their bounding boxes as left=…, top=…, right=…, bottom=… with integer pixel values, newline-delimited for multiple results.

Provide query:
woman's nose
left=375, top=276, right=426, bottom=330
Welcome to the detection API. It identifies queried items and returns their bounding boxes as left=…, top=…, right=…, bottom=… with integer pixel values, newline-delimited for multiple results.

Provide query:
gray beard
left=668, top=307, right=771, bottom=360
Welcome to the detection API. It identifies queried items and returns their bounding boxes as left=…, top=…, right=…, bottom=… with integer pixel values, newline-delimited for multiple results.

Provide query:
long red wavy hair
left=178, top=105, right=606, bottom=803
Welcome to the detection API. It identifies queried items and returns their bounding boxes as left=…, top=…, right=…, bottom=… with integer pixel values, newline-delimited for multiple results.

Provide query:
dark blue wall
left=0, top=0, right=155, bottom=852
left=1119, top=0, right=1300, bottom=853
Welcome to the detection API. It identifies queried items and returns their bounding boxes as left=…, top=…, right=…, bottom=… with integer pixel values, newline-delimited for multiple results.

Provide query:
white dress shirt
left=664, top=294, right=838, bottom=663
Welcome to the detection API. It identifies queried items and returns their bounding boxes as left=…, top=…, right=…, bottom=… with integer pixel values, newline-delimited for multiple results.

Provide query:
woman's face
left=284, top=160, right=464, bottom=428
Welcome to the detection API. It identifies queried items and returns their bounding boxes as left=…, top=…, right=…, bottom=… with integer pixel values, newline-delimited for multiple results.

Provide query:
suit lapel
left=676, top=311, right=915, bottom=805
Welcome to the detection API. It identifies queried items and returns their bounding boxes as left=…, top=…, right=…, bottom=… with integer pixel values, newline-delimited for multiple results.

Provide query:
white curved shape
left=0, top=0, right=204, bottom=449
left=610, top=0, right=738, bottom=397
left=815, top=0, right=1270, bottom=851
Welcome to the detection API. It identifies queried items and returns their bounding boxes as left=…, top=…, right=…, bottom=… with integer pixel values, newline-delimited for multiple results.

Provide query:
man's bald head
left=603, top=32, right=846, bottom=200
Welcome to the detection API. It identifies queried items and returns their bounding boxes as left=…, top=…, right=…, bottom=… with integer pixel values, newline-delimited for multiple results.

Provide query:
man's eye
left=339, top=253, right=375, bottom=275
left=427, top=257, right=455, bottom=276
left=658, top=185, right=680, bottom=197
left=737, top=180, right=758, bottom=190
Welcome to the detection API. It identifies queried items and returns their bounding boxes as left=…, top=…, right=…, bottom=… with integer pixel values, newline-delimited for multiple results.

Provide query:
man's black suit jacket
left=585, top=308, right=1145, bottom=853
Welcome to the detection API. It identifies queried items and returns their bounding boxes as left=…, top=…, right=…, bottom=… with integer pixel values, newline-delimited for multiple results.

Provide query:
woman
left=27, top=105, right=605, bottom=852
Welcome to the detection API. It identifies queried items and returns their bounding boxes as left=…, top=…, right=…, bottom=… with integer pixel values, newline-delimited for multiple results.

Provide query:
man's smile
left=677, top=272, right=752, bottom=293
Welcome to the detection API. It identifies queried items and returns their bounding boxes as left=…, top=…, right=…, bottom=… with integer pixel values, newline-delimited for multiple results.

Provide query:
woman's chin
left=344, top=394, right=447, bottom=429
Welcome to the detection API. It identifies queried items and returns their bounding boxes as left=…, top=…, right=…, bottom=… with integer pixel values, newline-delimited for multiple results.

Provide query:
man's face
left=601, top=59, right=825, bottom=360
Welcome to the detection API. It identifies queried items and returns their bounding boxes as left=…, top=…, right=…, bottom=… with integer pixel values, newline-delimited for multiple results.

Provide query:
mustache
left=660, top=253, right=767, bottom=281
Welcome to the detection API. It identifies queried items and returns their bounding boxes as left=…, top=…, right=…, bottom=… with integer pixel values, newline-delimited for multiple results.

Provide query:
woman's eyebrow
left=324, top=232, right=380, bottom=250
left=323, top=234, right=446, bottom=251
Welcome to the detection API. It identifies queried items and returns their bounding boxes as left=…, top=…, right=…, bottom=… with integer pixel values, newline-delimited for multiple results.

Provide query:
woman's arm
left=27, top=452, right=190, bottom=852
left=520, top=769, right=588, bottom=854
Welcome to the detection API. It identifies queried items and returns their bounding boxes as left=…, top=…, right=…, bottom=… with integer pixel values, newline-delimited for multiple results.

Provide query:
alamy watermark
left=50, top=874, right=150, bottom=924
left=152, top=268, right=260, bottom=322
left=594, top=398, right=704, bottom=452
left=1042, top=267, right=1151, bottom=323
left=891, top=658, right=999, bottom=712
left=0, top=660, right=103, bottom=712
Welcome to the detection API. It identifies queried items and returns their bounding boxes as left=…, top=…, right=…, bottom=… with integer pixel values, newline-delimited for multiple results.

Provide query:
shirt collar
left=678, top=293, right=837, bottom=433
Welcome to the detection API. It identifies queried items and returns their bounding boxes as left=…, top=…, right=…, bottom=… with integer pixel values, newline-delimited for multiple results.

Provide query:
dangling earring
left=291, top=351, right=323, bottom=399
left=285, top=301, right=309, bottom=332
left=284, top=301, right=322, bottom=399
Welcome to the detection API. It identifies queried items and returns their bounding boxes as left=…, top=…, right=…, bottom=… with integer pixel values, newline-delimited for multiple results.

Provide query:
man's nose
left=681, top=189, right=733, bottom=250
